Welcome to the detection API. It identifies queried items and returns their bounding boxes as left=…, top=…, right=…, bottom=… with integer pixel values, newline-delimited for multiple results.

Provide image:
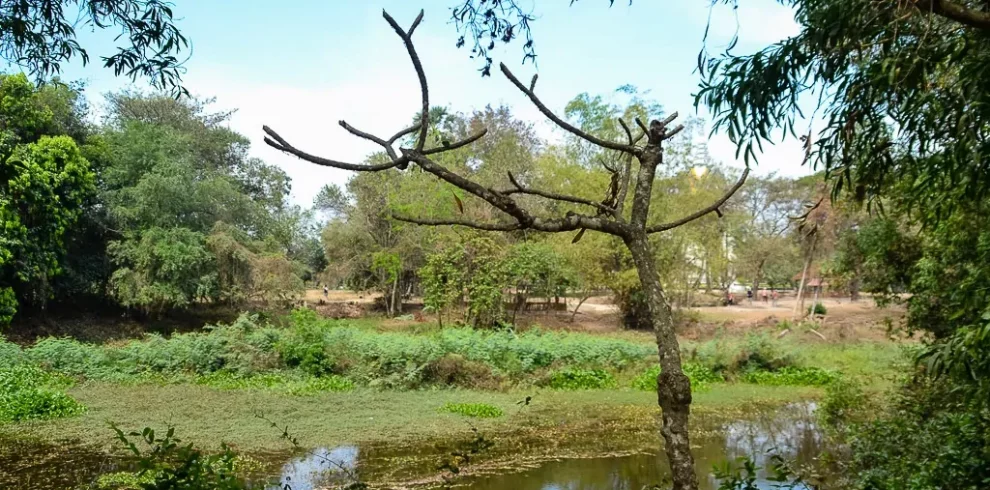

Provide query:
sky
left=51, top=0, right=809, bottom=206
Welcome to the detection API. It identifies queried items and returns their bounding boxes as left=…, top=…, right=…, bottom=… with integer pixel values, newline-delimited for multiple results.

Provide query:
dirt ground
left=303, top=289, right=906, bottom=343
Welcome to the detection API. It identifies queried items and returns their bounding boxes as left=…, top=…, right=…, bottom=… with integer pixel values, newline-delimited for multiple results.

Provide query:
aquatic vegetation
left=740, top=367, right=839, bottom=386
left=0, top=365, right=85, bottom=422
left=438, top=402, right=504, bottom=418
left=547, top=368, right=617, bottom=390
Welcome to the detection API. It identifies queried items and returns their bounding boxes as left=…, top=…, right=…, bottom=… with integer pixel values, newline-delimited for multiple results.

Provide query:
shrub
left=438, top=402, right=504, bottom=418
left=846, top=381, right=990, bottom=490
left=26, top=337, right=109, bottom=376
left=691, top=334, right=794, bottom=375
left=740, top=366, right=839, bottom=386
left=818, top=378, right=869, bottom=428
left=0, top=336, right=24, bottom=368
left=547, top=368, right=616, bottom=390
left=111, top=424, right=247, bottom=490
left=422, top=354, right=501, bottom=389
left=0, top=365, right=86, bottom=422
left=631, top=363, right=725, bottom=392
left=808, top=302, right=827, bottom=315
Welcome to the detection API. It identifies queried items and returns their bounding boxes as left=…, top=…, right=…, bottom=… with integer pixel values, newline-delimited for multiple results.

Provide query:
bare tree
left=263, top=10, right=748, bottom=490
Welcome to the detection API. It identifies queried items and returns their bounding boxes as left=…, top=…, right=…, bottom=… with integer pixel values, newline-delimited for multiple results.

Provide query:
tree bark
left=626, top=234, right=698, bottom=490
left=570, top=293, right=591, bottom=322
left=793, top=236, right=817, bottom=319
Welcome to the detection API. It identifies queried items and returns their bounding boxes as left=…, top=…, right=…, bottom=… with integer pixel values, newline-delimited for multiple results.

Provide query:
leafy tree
left=108, top=227, right=213, bottom=317
left=0, top=0, right=189, bottom=95
left=0, top=74, right=95, bottom=325
left=97, top=93, right=307, bottom=313
left=263, top=11, right=749, bottom=489
left=420, top=245, right=467, bottom=327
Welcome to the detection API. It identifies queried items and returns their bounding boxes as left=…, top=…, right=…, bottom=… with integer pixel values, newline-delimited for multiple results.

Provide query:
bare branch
left=339, top=120, right=389, bottom=147
left=529, top=74, right=538, bottom=91
left=615, top=153, right=634, bottom=216
left=388, top=123, right=422, bottom=145
left=659, top=112, right=679, bottom=128
left=664, top=124, right=684, bottom=140
left=408, top=9, right=425, bottom=35
left=392, top=214, right=522, bottom=231
left=421, top=129, right=489, bottom=155
left=503, top=171, right=617, bottom=216
left=500, top=62, right=640, bottom=155
left=618, top=118, right=634, bottom=145
left=263, top=125, right=405, bottom=171
left=635, top=117, right=649, bottom=135
left=383, top=9, right=430, bottom=151
left=647, top=166, right=751, bottom=233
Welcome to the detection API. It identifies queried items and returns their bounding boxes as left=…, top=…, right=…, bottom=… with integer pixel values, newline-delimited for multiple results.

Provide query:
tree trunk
left=626, top=234, right=698, bottom=490
left=794, top=237, right=817, bottom=319
left=391, top=275, right=401, bottom=316
left=570, top=293, right=591, bottom=322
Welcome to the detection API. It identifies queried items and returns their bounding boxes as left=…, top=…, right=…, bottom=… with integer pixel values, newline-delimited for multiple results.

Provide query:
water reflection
left=270, top=402, right=822, bottom=490
left=464, top=403, right=820, bottom=490
left=274, top=445, right=359, bottom=490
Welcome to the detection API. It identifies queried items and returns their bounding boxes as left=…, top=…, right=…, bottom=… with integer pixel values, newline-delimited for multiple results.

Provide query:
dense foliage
left=0, top=79, right=319, bottom=327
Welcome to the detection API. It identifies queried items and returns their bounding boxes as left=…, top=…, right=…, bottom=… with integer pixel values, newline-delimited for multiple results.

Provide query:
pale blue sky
left=51, top=0, right=808, bottom=205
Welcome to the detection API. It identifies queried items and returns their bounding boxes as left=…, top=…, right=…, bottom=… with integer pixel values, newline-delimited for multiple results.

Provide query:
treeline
left=0, top=74, right=324, bottom=327
left=0, top=73, right=919, bottom=331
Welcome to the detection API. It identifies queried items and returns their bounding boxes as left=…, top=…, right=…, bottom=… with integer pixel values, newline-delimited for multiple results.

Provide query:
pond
left=267, top=402, right=822, bottom=490
left=0, top=402, right=824, bottom=489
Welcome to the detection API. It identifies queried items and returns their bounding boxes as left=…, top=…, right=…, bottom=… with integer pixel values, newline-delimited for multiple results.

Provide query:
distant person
left=746, top=289, right=753, bottom=303
left=727, top=292, right=735, bottom=306
left=323, top=285, right=329, bottom=298
left=761, top=289, right=769, bottom=303
left=771, top=290, right=779, bottom=307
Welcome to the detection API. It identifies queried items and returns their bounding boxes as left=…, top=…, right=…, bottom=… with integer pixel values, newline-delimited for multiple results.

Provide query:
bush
left=808, top=302, right=827, bottom=315
left=12, top=309, right=656, bottom=391
left=847, top=381, right=990, bottom=490
left=547, top=368, right=616, bottom=390
left=691, top=334, right=794, bottom=375
left=818, top=378, right=869, bottom=428
left=0, top=336, right=24, bottom=368
left=0, top=365, right=86, bottom=422
left=740, top=366, right=839, bottom=386
left=438, top=402, right=504, bottom=418
left=422, top=354, right=501, bottom=389
left=631, top=363, right=725, bottom=392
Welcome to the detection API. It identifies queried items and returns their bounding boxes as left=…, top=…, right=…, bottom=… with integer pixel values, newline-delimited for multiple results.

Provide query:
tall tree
left=0, top=74, right=95, bottom=326
left=263, top=11, right=748, bottom=490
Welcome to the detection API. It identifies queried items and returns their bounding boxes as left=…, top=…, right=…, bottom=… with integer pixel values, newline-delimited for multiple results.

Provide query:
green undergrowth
left=0, top=365, right=86, bottom=422
left=0, top=310, right=655, bottom=391
left=0, top=311, right=903, bottom=397
left=438, top=402, right=504, bottom=418
left=546, top=368, right=617, bottom=390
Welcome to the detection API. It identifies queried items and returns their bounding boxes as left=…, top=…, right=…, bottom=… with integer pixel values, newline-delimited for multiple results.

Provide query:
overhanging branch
left=914, top=0, right=990, bottom=30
